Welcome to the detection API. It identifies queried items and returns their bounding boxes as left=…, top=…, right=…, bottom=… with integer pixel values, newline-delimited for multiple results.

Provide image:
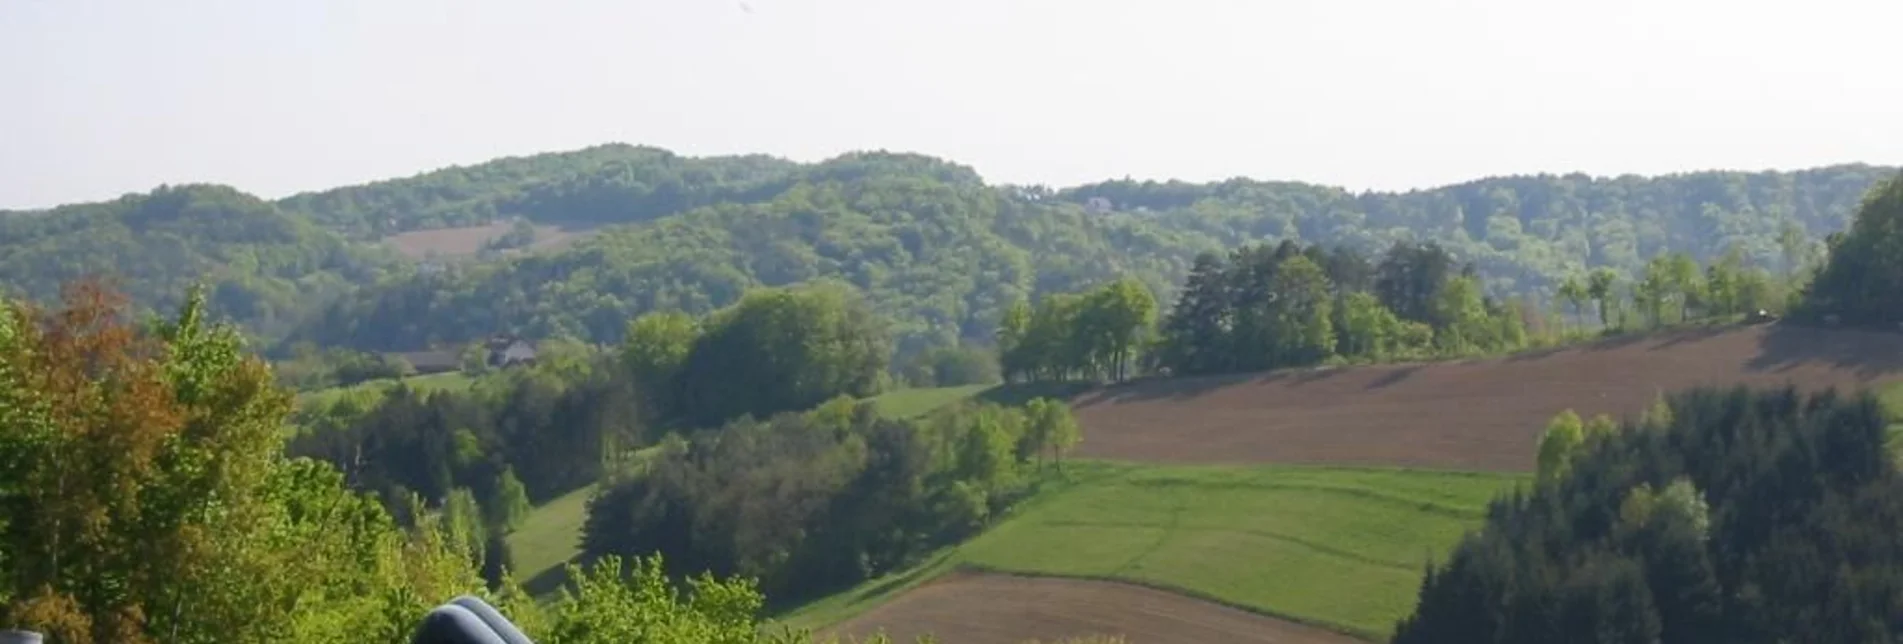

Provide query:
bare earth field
left=1069, top=323, right=1903, bottom=472
left=824, top=571, right=1361, bottom=644
left=381, top=221, right=600, bottom=259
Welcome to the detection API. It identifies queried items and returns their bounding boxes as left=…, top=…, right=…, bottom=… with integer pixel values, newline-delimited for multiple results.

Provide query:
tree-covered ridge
left=286, top=151, right=1892, bottom=355
left=0, top=185, right=399, bottom=341
left=285, top=167, right=1204, bottom=354
left=275, top=143, right=802, bottom=240
left=6, top=143, right=1893, bottom=358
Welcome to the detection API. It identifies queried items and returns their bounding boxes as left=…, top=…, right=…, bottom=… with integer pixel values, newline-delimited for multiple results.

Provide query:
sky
left=3, top=0, right=1900, bottom=210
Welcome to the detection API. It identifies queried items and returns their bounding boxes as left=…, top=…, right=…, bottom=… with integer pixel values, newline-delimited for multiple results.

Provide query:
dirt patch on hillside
left=381, top=221, right=600, bottom=259
left=1068, top=324, right=1903, bottom=472
left=823, top=571, right=1361, bottom=644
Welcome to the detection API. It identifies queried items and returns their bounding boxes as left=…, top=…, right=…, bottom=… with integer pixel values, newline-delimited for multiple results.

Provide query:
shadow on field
left=1364, top=365, right=1422, bottom=389
left=1645, top=324, right=1738, bottom=351
left=523, top=559, right=576, bottom=597
left=978, top=381, right=1099, bottom=406
left=1748, top=323, right=1903, bottom=378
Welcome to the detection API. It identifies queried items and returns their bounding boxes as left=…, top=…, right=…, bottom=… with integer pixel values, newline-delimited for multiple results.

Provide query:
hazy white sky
left=4, top=0, right=1900, bottom=209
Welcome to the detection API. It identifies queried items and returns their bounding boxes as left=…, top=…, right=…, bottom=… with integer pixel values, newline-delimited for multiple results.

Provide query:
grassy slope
left=781, top=461, right=1523, bottom=641
left=507, top=484, right=598, bottom=595
left=867, top=384, right=994, bottom=418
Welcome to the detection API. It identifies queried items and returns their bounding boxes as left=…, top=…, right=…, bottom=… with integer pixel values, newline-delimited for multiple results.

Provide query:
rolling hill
left=792, top=322, right=1903, bottom=643
left=6, top=143, right=1894, bottom=360
left=287, top=159, right=1900, bottom=355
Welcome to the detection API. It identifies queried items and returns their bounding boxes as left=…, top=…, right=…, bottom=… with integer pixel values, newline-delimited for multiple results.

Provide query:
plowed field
left=824, top=571, right=1360, bottom=644
left=1070, top=323, right=1903, bottom=472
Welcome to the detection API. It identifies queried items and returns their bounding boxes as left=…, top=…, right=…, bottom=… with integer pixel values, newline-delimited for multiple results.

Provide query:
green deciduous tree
left=1022, top=398, right=1082, bottom=472
left=1536, top=409, right=1586, bottom=483
left=1801, top=173, right=1903, bottom=326
left=1587, top=268, right=1618, bottom=328
left=1558, top=275, right=1589, bottom=329
left=674, top=282, right=892, bottom=427
left=487, top=466, right=533, bottom=534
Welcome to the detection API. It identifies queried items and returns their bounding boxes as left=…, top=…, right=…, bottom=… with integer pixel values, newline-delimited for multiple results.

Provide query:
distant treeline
left=1002, top=235, right=1804, bottom=385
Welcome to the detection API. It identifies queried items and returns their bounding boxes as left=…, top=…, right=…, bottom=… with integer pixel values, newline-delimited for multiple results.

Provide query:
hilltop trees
left=998, top=278, right=1157, bottom=383
left=1550, top=246, right=1788, bottom=333
left=1394, top=386, right=1903, bottom=643
left=1144, top=240, right=1525, bottom=378
left=635, top=282, right=893, bottom=427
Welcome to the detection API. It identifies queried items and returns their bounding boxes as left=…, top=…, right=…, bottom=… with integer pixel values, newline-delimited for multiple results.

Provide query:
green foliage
left=444, top=487, right=489, bottom=564
left=0, top=283, right=483, bottom=642
left=581, top=396, right=1070, bottom=609
left=542, top=555, right=777, bottom=644
left=0, top=186, right=401, bottom=346
left=487, top=467, right=534, bottom=534
left=288, top=348, right=642, bottom=516
left=275, top=344, right=419, bottom=390
left=1152, top=240, right=1527, bottom=377
left=1536, top=410, right=1586, bottom=483
left=623, top=311, right=699, bottom=388
left=1801, top=172, right=1903, bottom=326
left=1395, top=386, right=1903, bottom=643
left=998, top=279, right=1157, bottom=384
left=674, top=283, right=892, bottom=427
left=275, top=144, right=801, bottom=240
left=895, top=345, right=1000, bottom=388
left=1022, top=398, right=1082, bottom=471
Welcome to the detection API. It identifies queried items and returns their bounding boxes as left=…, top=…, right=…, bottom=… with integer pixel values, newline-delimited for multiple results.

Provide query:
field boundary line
left=953, top=564, right=1384, bottom=642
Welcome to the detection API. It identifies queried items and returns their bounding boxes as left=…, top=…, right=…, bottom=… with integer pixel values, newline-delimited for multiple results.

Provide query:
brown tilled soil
left=1069, top=323, right=1903, bottom=472
left=824, top=571, right=1360, bottom=644
left=381, top=221, right=599, bottom=259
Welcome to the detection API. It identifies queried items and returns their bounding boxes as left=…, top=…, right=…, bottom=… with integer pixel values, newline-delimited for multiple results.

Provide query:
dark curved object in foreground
left=410, top=595, right=536, bottom=644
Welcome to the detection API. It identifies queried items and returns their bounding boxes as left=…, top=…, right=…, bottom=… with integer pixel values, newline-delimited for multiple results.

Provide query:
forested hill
left=0, top=184, right=400, bottom=341
left=282, top=150, right=1896, bottom=354
left=274, top=144, right=804, bottom=240
left=2, top=144, right=1895, bottom=356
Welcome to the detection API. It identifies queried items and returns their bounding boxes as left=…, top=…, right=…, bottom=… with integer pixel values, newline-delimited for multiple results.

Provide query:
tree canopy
left=1799, top=171, right=1903, bottom=327
left=1395, top=386, right=1903, bottom=643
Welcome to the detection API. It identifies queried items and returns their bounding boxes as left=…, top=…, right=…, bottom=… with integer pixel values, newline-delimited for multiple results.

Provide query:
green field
left=866, top=384, right=994, bottom=418
left=781, top=460, right=1524, bottom=641
left=506, top=484, right=598, bottom=595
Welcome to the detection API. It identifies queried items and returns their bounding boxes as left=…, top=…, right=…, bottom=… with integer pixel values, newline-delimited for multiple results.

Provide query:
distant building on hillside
left=1084, top=197, right=1114, bottom=214
left=487, top=335, right=538, bottom=368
